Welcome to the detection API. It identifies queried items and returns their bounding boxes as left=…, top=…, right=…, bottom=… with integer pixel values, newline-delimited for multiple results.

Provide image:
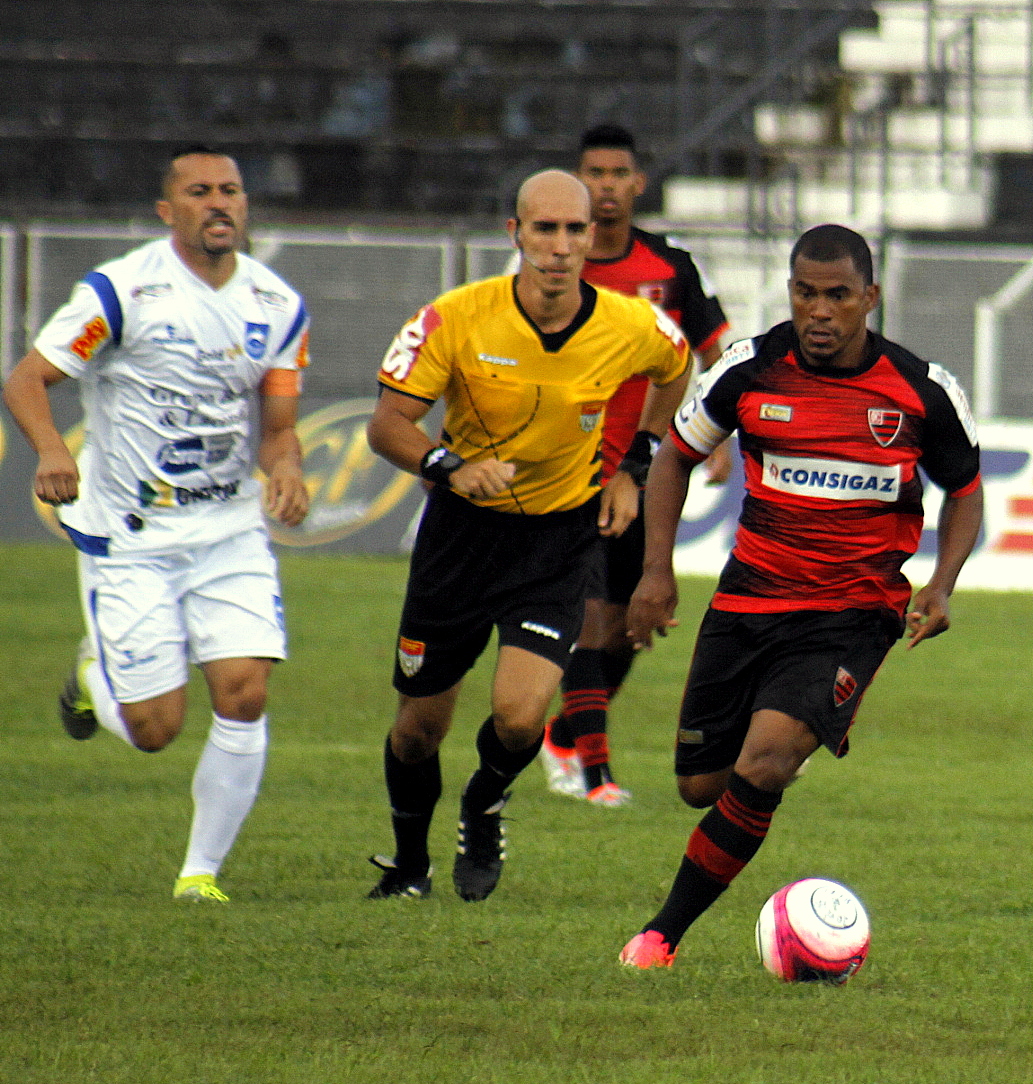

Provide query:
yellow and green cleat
left=173, top=874, right=230, bottom=903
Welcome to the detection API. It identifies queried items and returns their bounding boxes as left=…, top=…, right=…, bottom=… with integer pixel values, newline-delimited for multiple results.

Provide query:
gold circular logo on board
left=267, top=398, right=418, bottom=547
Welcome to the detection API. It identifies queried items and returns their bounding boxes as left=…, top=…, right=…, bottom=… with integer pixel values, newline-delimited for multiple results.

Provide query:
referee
left=365, top=169, right=690, bottom=902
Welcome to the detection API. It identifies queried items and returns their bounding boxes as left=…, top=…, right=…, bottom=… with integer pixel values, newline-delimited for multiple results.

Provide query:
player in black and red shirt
left=540, top=125, right=730, bottom=806
left=619, top=223, right=983, bottom=969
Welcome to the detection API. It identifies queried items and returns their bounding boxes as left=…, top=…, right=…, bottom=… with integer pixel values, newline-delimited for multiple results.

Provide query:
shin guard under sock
left=600, top=646, right=635, bottom=701
left=461, top=716, right=543, bottom=814
left=648, top=772, right=783, bottom=946
left=560, top=648, right=612, bottom=784
left=384, top=734, right=441, bottom=874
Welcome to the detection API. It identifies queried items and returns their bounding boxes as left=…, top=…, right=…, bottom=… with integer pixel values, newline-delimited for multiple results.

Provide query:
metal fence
left=1, top=222, right=1030, bottom=554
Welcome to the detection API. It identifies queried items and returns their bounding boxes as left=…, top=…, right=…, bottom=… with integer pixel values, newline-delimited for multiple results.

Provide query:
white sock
left=82, top=658, right=134, bottom=744
left=178, top=713, right=268, bottom=880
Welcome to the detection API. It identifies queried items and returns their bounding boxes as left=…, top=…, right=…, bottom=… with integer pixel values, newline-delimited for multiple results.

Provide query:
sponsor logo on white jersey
left=252, top=286, right=290, bottom=310
left=762, top=453, right=901, bottom=502
left=130, top=283, right=173, bottom=301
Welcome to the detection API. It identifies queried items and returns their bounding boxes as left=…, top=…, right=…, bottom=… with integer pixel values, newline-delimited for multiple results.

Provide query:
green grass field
left=1, top=541, right=1031, bottom=1084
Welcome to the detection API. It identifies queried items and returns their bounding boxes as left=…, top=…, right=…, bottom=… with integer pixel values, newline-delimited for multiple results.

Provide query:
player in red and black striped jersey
left=619, top=224, right=984, bottom=970
left=541, top=125, right=730, bottom=806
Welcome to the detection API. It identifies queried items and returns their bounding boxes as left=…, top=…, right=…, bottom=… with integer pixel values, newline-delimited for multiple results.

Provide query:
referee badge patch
left=579, top=402, right=605, bottom=433
left=833, top=666, right=858, bottom=707
left=398, top=636, right=426, bottom=677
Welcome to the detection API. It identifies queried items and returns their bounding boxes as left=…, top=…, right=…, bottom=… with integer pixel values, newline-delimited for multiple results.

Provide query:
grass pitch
left=1, top=542, right=1031, bottom=1084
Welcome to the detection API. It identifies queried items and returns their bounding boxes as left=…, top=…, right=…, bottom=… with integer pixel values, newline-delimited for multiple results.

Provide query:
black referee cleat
left=367, top=855, right=433, bottom=899
left=453, top=793, right=509, bottom=902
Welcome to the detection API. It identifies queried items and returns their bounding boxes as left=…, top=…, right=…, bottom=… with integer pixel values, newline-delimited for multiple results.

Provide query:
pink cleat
left=619, top=929, right=678, bottom=969
left=587, top=781, right=632, bottom=807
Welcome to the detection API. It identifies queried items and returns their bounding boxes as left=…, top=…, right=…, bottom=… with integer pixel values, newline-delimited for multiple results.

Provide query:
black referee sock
left=462, top=715, right=544, bottom=814
left=383, top=734, right=441, bottom=875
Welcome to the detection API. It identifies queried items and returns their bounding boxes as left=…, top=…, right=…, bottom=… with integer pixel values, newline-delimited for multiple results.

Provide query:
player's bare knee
left=391, top=709, right=449, bottom=762
left=735, top=750, right=800, bottom=793
left=490, top=705, right=545, bottom=750
left=124, top=716, right=181, bottom=752
left=210, top=677, right=268, bottom=722
left=677, top=774, right=724, bottom=808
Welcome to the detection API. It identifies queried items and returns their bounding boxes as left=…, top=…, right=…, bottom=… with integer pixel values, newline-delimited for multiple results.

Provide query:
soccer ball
left=755, top=878, right=870, bottom=985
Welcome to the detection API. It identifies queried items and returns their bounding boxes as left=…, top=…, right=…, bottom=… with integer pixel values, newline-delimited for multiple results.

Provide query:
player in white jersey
left=3, top=146, right=311, bottom=902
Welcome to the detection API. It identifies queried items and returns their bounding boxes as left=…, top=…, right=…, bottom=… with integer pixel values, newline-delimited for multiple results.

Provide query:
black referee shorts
left=674, top=607, right=903, bottom=776
left=392, top=486, right=601, bottom=698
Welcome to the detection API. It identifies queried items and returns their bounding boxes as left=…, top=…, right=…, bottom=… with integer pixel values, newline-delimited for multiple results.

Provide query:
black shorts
left=586, top=490, right=645, bottom=606
left=392, top=486, right=601, bottom=697
left=674, top=607, right=903, bottom=776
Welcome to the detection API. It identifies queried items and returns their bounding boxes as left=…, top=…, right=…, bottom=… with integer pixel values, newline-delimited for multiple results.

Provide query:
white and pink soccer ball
left=755, top=878, right=870, bottom=985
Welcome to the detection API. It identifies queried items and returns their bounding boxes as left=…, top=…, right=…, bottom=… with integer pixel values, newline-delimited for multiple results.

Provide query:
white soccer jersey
left=34, top=238, right=309, bottom=556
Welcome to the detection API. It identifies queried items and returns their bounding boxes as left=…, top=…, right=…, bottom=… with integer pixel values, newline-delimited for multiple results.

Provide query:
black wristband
left=617, top=430, right=661, bottom=486
left=419, top=445, right=466, bottom=487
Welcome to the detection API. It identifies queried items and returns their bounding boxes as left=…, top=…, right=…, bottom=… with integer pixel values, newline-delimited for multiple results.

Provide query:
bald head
left=514, top=169, right=591, bottom=221
left=509, top=169, right=594, bottom=303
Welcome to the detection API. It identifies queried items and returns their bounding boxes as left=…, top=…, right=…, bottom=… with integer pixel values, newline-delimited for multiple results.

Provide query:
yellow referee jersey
left=378, top=275, right=689, bottom=515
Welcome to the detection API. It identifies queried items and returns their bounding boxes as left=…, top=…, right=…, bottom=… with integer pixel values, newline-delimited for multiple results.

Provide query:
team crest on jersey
left=244, top=322, right=270, bottom=360
left=397, top=636, right=426, bottom=677
left=637, top=281, right=669, bottom=307
left=868, top=408, right=903, bottom=447
left=579, top=401, right=605, bottom=432
left=833, top=666, right=858, bottom=707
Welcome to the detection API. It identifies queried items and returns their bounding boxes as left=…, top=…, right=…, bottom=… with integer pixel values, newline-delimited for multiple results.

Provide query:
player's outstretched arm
left=906, top=484, right=984, bottom=648
left=2, top=348, right=79, bottom=506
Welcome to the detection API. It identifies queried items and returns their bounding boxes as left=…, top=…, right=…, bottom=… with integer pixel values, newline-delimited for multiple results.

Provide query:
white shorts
left=78, top=527, right=287, bottom=704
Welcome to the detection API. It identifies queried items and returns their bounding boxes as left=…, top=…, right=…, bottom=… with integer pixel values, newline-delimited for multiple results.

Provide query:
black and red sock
left=647, top=772, right=783, bottom=946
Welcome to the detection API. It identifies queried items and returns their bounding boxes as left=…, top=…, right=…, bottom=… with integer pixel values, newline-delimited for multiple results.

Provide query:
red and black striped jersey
left=583, top=227, right=728, bottom=481
left=670, top=322, right=981, bottom=616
